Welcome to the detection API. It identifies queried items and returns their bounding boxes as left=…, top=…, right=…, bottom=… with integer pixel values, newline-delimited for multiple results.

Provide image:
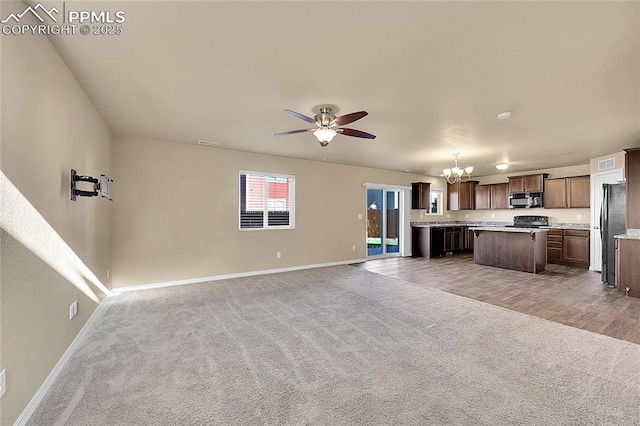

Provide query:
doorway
left=366, top=185, right=409, bottom=258
left=591, top=168, right=623, bottom=271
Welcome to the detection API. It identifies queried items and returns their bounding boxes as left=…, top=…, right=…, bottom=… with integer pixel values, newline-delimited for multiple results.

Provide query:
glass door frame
left=365, top=183, right=411, bottom=259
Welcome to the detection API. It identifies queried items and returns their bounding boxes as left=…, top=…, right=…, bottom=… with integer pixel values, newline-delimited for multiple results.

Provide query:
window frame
left=424, top=187, right=443, bottom=216
left=239, top=171, right=295, bottom=230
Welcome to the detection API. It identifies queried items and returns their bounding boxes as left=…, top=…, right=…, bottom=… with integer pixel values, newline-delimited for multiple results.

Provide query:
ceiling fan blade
left=283, top=109, right=316, bottom=124
left=274, top=129, right=313, bottom=136
left=335, top=111, right=368, bottom=126
left=338, top=128, right=376, bottom=139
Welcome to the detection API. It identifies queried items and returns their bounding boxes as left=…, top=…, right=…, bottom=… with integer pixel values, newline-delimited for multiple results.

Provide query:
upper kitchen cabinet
left=508, top=173, right=548, bottom=194
left=544, top=175, right=590, bottom=209
left=490, top=183, right=509, bottom=209
left=448, top=181, right=478, bottom=210
left=411, top=182, right=431, bottom=210
left=474, top=183, right=509, bottom=210
left=544, top=178, right=567, bottom=208
left=567, top=176, right=590, bottom=208
left=625, top=148, right=640, bottom=229
left=474, top=185, right=491, bottom=210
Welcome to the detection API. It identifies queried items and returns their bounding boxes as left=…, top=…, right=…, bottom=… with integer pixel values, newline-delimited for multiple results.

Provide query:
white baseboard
left=114, top=258, right=369, bottom=293
left=13, top=298, right=112, bottom=426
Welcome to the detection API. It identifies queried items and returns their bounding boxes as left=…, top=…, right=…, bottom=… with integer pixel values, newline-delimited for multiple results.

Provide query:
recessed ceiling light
left=497, top=111, right=512, bottom=120
left=496, top=162, right=509, bottom=170
left=198, top=140, right=218, bottom=146
left=403, top=169, right=411, bottom=172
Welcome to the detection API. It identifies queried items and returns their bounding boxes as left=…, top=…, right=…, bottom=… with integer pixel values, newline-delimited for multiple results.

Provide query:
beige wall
left=112, top=136, right=437, bottom=287
left=590, top=151, right=626, bottom=175
left=0, top=1, right=112, bottom=423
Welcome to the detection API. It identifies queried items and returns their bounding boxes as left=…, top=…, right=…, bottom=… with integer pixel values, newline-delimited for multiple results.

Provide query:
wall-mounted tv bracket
left=70, top=169, right=113, bottom=201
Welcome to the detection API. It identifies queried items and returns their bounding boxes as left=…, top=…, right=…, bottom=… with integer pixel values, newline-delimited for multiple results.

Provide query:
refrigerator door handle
left=600, top=185, right=607, bottom=241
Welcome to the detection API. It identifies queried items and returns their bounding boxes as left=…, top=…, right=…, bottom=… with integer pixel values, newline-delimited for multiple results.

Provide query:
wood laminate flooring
left=355, top=253, right=640, bottom=345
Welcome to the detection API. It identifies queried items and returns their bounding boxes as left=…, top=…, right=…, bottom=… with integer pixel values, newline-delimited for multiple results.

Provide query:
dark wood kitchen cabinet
left=616, top=238, right=640, bottom=297
left=544, top=175, right=590, bottom=209
left=508, top=173, right=548, bottom=194
left=490, top=183, right=509, bottom=209
left=544, top=179, right=567, bottom=208
left=411, top=182, right=431, bottom=210
left=448, top=181, right=478, bottom=210
left=474, top=183, right=509, bottom=210
left=567, top=176, right=590, bottom=208
left=466, top=228, right=475, bottom=250
left=546, top=229, right=590, bottom=269
left=445, top=227, right=464, bottom=251
left=474, top=185, right=491, bottom=210
left=625, top=148, right=640, bottom=229
left=413, top=226, right=468, bottom=257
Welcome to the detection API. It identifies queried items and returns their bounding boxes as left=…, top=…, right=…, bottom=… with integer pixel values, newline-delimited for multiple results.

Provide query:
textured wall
left=111, top=136, right=440, bottom=288
left=0, top=1, right=112, bottom=423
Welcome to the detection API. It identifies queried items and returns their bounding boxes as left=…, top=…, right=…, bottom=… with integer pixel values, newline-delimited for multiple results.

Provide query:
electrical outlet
left=447, top=214, right=451, bottom=219
left=577, top=214, right=582, bottom=220
left=420, top=212, right=423, bottom=218
left=106, top=268, right=110, bottom=278
left=0, top=369, right=6, bottom=398
left=358, top=214, right=363, bottom=220
left=465, top=214, right=469, bottom=218
left=276, top=251, right=281, bottom=259
left=352, top=245, right=356, bottom=251
left=491, top=214, right=495, bottom=219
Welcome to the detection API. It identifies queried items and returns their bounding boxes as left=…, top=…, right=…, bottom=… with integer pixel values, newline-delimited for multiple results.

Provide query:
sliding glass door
left=367, top=188, right=402, bottom=257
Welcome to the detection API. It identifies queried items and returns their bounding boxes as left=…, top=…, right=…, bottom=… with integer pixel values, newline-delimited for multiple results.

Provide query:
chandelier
left=443, top=153, right=473, bottom=184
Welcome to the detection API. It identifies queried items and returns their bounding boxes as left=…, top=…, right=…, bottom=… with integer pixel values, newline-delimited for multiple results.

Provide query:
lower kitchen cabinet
left=444, top=227, right=464, bottom=252
left=412, top=226, right=467, bottom=258
left=616, top=238, right=640, bottom=297
left=466, top=228, right=474, bottom=250
left=546, top=229, right=590, bottom=269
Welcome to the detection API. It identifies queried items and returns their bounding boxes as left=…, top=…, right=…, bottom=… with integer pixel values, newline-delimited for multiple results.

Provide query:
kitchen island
left=469, top=227, right=548, bottom=274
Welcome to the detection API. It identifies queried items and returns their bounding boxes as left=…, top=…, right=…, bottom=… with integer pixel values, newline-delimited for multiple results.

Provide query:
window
left=427, top=188, right=443, bottom=215
left=239, top=171, right=295, bottom=229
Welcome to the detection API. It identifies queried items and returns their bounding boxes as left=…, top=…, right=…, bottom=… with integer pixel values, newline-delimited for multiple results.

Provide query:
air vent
left=198, top=140, right=218, bottom=147
left=597, top=158, right=615, bottom=170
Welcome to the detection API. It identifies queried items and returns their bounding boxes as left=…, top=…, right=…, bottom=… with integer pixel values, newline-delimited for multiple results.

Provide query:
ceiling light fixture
left=496, top=162, right=509, bottom=170
left=497, top=111, right=512, bottom=120
left=443, top=153, right=473, bottom=184
left=313, top=128, right=337, bottom=147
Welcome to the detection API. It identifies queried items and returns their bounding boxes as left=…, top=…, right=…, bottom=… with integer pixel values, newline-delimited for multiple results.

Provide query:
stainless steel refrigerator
left=601, top=182, right=626, bottom=286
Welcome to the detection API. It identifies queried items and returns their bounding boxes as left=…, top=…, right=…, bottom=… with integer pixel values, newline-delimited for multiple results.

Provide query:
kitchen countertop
left=614, top=229, right=640, bottom=240
left=411, top=222, right=588, bottom=230
left=469, top=227, right=549, bottom=233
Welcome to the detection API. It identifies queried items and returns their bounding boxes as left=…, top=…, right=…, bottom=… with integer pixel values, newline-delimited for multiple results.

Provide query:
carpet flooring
left=28, top=266, right=640, bottom=425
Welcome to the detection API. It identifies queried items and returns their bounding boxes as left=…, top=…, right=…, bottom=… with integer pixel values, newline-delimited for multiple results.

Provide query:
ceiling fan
left=275, top=107, right=376, bottom=146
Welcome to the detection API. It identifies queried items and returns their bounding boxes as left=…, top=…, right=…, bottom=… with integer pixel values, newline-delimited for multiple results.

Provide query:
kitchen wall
left=411, top=164, right=592, bottom=225
left=0, top=1, right=112, bottom=423
left=590, top=151, right=626, bottom=175
left=111, top=136, right=439, bottom=288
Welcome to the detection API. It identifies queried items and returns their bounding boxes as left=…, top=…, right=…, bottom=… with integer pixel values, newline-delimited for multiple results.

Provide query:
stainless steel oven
left=508, top=192, right=543, bottom=209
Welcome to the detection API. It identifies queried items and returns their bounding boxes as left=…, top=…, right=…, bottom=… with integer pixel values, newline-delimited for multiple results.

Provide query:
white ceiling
left=43, top=1, right=640, bottom=177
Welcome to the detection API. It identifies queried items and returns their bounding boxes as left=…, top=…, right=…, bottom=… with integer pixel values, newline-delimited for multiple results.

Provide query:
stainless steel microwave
left=509, top=192, right=543, bottom=209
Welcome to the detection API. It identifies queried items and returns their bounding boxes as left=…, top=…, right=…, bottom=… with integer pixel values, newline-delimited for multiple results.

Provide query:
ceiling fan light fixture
left=313, top=128, right=337, bottom=145
left=496, top=162, right=509, bottom=170
left=497, top=111, right=512, bottom=120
